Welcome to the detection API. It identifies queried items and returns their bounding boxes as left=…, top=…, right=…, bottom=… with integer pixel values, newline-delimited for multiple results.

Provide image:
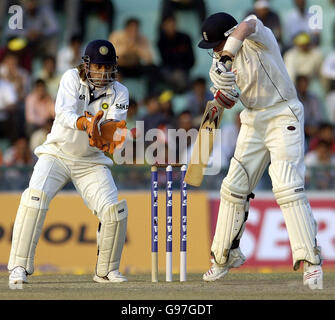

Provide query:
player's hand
left=210, top=86, right=239, bottom=109
left=77, top=110, right=107, bottom=149
left=209, top=61, right=236, bottom=90
left=99, top=120, right=128, bottom=154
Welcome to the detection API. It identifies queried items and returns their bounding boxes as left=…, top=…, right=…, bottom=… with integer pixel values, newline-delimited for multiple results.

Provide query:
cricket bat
left=184, top=57, right=233, bottom=187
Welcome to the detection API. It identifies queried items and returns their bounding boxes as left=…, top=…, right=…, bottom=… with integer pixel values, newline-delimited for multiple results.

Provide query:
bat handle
left=219, top=55, right=232, bottom=72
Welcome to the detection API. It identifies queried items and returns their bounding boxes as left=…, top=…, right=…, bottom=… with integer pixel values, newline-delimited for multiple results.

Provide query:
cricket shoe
left=303, top=263, right=323, bottom=290
left=203, top=248, right=246, bottom=282
left=93, top=270, right=128, bottom=283
left=9, top=266, right=28, bottom=285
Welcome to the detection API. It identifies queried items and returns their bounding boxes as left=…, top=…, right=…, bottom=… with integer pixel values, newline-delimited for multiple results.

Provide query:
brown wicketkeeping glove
left=99, top=120, right=127, bottom=154
left=76, top=110, right=108, bottom=149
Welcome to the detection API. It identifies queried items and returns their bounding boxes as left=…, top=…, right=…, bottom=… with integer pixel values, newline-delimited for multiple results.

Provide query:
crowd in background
left=0, top=0, right=335, bottom=190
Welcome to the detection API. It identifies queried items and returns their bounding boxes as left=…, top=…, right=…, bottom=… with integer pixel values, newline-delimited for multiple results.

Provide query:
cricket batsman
left=199, top=13, right=323, bottom=289
left=8, top=39, right=129, bottom=284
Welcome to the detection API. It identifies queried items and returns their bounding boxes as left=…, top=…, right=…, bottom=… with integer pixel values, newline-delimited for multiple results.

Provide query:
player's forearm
left=222, top=20, right=256, bottom=58
left=55, top=108, right=81, bottom=130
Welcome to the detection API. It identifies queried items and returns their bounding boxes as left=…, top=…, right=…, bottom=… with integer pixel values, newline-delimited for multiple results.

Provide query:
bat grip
left=219, top=55, right=232, bottom=71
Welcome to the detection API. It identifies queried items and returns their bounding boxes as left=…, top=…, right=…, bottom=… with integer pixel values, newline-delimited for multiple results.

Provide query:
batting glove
left=210, top=86, right=239, bottom=109
left=209, top=61, right=236, bottom=90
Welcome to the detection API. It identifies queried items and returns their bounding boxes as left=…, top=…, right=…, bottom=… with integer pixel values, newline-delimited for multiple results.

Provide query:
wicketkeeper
left=8, top=40, right=129, bottom=285
left=199, top=12, right=323, bottom=289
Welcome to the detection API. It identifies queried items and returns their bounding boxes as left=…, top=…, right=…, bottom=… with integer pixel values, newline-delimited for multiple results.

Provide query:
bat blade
left=184, top=100, right=224, bottom=186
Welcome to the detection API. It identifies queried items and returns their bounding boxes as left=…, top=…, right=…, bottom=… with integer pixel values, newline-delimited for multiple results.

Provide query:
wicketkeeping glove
left=76, top=110, right=108, bottom=149
left=99, top=119, right=128, bottom=154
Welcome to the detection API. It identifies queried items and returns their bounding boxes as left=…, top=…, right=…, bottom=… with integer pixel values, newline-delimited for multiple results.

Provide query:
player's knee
left=21, top=188, right=50, bottom=209
left=269, top=161, right=306, bottom=205
left=100, top=200, right=128, bottom=223
left=221, top=157, right=250, bottom=204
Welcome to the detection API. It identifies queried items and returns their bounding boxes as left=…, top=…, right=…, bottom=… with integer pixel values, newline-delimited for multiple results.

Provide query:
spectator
left=158, top=90, right=175, bottom=128
left=325, top=81, right=335, bottom=125
left=79, top=0, right=115, bottom=37
left=6, top=0, right=59, bottom=58
left=160, top=0, right=207, bottom=26
left=321, top=49, right=335, bottom=93
left=157, top=15, right=195, bottom=93
left=141, top=94, right=168, bottom=133
left=36, top=56, right=61, bottom=100
left=176, top=110, right=195, bottom=164
left=0, top=77, right=18, bottom=140
left=3, top=136, right=33, bottom=190
left=0, top=52, right=30, bottom=101
left=305, top=140, right=335, bottom=189
left=25, top=79, right=55, bottom=136
left=283, top=0, right=321, bottom=48
left=284, top=32, right=323, bottom=83
left=57, top=34, right=84, bottom=74
left=245, top=0, right=283, bottom=51
left=53, top=0, right=81, bottom=43
left=295, top=75, right=324, bottom=147
left=184, top=77, right=213, bottom=119
left=3, top=137, right=32, bottom=166
left=309, top=122, right=335, bottom=153
left=126, top=98, right=139, bottom=130
left=29, top=117, right=53, bottom=153
left=0, top=37, right=33, bottom=73
left=109, top=17, right=159, bottom=94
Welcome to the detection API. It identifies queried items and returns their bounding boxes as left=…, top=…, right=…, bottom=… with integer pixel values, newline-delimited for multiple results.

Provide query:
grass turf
left=0, top=271, right=334, bottom=300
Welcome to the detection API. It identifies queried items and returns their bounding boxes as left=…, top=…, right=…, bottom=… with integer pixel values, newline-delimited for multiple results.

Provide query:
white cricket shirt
left=216, top=16, right=298, bottom=109
left=35, top=68, right=129, bottom=165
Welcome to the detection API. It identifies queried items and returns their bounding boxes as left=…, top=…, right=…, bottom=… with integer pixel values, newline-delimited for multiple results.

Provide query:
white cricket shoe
left=93, top=270, right=128, bottom=283
left=9, top=266, right=28, bottom=285
left=303, top=263, right=323, bottom=290
left=203, top=248, right=246, bottom=282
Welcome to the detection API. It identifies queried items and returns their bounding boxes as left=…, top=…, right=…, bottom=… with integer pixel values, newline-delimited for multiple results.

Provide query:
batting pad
left=211, top=196, right=246, bottom=265
left=96, top=200, right=128, bottom=277
left=8, top=188, right=49, bottom=275
left=269, top=161, right=321, bottom=270
left=211, top=158, right=249, bottom=265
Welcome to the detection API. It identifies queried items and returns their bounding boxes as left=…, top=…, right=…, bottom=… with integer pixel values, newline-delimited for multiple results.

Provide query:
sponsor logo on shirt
left=115, top=103, right=129, bottom=110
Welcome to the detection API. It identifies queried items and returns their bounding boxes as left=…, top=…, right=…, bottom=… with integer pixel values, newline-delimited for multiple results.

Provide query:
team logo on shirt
left=99, top=46, right=109, bottom=55
left=102, top=102, right=109, bottom=110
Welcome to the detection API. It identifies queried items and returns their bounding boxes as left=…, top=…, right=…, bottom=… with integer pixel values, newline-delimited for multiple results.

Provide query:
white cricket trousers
left=234, top=98, right=305, bottom=190
left=29, top=154, right=118, bottom=217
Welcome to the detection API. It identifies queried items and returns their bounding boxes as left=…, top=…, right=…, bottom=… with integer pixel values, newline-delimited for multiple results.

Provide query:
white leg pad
left=96, top=200, right=128, bottom=277
left=8, top=188, right=49, bottom=275
left=269, top=161, right=321, bottom=270
left=211, top=158, right=249, bottom=265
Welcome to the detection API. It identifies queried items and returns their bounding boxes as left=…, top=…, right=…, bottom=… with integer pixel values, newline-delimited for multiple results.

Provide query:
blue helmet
left=82, top=39, right=118, bottom=87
